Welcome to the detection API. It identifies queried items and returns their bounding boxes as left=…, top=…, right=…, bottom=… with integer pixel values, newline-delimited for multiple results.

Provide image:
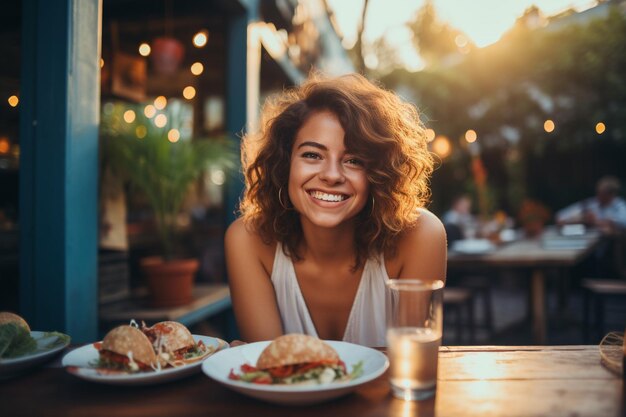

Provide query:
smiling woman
left=225, top=73, right=447, bottom=346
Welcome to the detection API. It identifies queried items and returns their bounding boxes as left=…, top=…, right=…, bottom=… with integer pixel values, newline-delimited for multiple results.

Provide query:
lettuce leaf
left=0, top=323, right=38, bottom=358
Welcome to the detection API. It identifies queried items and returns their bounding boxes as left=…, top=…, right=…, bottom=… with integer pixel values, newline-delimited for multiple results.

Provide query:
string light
left=123, top=110, right=136, bottom=123
left=544, top=120, right=555, bottom=133
left=154, top=96, right=167, bottom=110
left=7, top=95, right=19, bottom=107
left=596, top=122, right=606, bottom=135
left=193, top=30, right=208, bottom=47
left=465, top=129, right=477, bottom=143
left=190, top=62, right=204, bottom=75
left=138, top=43, right=151, bottom=56
left=183, top=86, right=196, bottom=100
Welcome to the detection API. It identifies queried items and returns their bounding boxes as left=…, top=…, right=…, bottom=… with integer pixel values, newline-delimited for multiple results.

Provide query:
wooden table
left=448, top=231, right=601, bottom=344
left=1, top=345, right=621, bottom=417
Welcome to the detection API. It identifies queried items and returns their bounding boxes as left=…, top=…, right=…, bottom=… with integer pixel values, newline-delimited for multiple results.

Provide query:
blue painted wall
left=20, top=0, right=101, bottom=342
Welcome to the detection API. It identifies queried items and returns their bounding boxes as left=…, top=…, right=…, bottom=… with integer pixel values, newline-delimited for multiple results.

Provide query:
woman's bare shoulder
left=386, top=209, right=447, bottom=279
left=225, top=218, right=276, bottom=274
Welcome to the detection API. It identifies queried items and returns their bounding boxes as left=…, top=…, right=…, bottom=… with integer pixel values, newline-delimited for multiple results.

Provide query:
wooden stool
left=443, top=287, right=475, bottom=344
left=582, top=278, right=626, bottom=342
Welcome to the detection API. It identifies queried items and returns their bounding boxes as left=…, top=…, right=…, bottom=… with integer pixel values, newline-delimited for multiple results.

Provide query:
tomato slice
left=268, top=365, right=294, bottom=378
left=241, top=363, right=258, bottom=373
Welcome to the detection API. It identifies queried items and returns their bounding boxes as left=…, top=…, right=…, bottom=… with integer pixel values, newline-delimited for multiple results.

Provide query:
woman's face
left=288, top=110, right=370, bottom=230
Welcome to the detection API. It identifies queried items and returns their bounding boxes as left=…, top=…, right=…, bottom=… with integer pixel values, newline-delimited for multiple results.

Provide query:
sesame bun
left=101, top=325, right=158, bottom=367
left=0, top=312, right=30, bottom=331
left=144, top=321, right=195, bottom=353
left=256, top=334, right=340, bottom=370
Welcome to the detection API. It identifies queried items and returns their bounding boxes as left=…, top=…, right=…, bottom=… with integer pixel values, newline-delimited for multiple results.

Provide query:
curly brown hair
left=239, top=73, right=434, bottom=267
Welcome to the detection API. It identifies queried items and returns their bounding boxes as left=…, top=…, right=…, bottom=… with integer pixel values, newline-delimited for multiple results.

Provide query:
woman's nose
left=319, top=160, right=345, bottom=184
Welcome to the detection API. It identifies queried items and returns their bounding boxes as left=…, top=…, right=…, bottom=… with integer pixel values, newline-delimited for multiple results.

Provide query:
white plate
left=202, top=340, right=389, bottom=405
left=0, top=331, right=71, bottom=378
left=451, top=238, right=496, bottom=254
left=62, top=335, right=227, bottom=385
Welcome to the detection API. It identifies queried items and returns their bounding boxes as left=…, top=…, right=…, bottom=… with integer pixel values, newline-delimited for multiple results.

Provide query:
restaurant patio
left=1, top=0, right=625, bottom=416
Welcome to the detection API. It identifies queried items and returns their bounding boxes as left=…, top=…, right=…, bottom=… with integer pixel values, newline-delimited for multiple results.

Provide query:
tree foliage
left=382, top=7, right=626, bottom=215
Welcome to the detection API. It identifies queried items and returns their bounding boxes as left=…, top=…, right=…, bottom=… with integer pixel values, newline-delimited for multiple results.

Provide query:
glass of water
left=386, top=279, right=444, bottom=401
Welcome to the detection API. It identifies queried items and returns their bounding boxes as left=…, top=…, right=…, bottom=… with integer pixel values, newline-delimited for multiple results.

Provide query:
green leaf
left=0, top=323, right=38, bottom=358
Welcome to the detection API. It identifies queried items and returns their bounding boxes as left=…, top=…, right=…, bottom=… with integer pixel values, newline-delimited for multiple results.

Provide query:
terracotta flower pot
left=140, top=256, right=198, bottom=307
left=523, top=220, right=545, bottom=238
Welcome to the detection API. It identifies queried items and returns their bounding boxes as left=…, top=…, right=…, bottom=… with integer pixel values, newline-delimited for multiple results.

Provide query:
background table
left=1, top=345, right=621, bottom=417
left=448, top=232, right=601, bottom=343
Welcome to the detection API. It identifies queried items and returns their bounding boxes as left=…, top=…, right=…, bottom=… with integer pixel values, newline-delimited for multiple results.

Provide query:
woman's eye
left=301, top=152, right=321, bottom=159
left=345, top=158, right=364, bottom=166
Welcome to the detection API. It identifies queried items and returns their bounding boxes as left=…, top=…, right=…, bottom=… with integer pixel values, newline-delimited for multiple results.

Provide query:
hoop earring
left=370, top=195, right=375, bottom=215
left=278, top=187, right=291, bottom=210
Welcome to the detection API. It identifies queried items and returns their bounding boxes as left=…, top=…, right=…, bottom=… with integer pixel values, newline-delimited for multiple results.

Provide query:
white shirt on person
left=270, top=244, right=392, bottom=347
left=556, top=196, right=626, bottom=229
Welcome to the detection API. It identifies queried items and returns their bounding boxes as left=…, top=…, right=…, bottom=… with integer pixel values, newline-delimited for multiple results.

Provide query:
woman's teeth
left=310, top=191, right=347, bottom=202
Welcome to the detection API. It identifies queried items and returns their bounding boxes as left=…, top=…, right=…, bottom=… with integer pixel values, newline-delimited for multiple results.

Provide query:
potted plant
left=517, top=198, right=551, bottom=238
left=101, top=102, right=236, bottom=307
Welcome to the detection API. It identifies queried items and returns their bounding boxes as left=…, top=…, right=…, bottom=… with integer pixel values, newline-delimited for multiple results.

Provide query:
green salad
left=0, top=323, right=70, bottom=359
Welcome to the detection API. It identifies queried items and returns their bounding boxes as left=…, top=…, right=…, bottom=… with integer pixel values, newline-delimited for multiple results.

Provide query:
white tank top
left=270, top=244, right=392, bottom=347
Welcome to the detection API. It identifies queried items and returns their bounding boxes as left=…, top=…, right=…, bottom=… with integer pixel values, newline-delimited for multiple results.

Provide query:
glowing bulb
left=0, top=137, right=10, bottom=154
left=154, top=96, right=167, bottom=110
left=193, top=31, right=208, bottom=47
left=183, top=86, right=196, bottom=100
left=425, top=128, right=436, bottom=142
left=135, top=125, right=147, bottom=138
left=123, top=110, right=136, bottom=123
left=144, top=105, right=157, bottom=118
left=544, top=119, right=555, bottom=133
left=596, top=122, right=606, bottom=134
left=167, top=129, right=180, bottom=143
left=433, top=135, right=451, bottom=158
left=8, top=95, right=19, bottom=107
left=190, top=62, right=204, bottom=75
left=465, top=129, right=477, bottom=143
left=138, top=43, right=151, bottom=56
left=154, top=114, right=167, bottom=128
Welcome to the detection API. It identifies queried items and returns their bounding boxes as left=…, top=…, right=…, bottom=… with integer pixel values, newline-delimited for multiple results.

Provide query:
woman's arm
left=394, top=209, right=448, bottom=282
left=225, top=218, right=283, bottom=342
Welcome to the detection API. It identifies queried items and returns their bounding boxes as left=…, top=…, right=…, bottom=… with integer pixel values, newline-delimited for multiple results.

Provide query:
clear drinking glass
left=386, top=279, right=444, bottom=401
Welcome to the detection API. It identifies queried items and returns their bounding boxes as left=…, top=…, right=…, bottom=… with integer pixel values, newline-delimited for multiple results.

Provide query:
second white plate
left=62, top=335, right=227, bottom=385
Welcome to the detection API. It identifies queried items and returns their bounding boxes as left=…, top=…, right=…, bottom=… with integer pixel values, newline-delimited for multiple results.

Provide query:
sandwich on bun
left=96, top=325, right=159, bottom=373
left=0, top=312, right=37, bottom=358
left=0, top=312, right=31, bottom=331
left=228, top=333, right=363, bottom=385
left=140, top=320, right=213, bottom=366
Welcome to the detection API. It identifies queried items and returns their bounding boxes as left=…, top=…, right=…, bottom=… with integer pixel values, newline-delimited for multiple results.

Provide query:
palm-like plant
left=101, top=103, right=236, bottom=261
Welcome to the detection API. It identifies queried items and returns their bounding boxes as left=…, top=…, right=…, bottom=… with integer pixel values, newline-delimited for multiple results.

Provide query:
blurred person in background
left=225, top=73, right=447, bottom=347
left=556, top=175, right=626, bottom=234
left=557, top=175, right=626, bottom=277
left=442, top=194, right=477, bottom=243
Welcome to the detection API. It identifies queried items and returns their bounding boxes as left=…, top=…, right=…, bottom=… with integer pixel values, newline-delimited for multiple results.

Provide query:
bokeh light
left=154, top=96, right=167, bottom=110
left=123, top=110, right=136, bottom=123
left=191, top=62, right=204, bottom=75
left=183, top=86, right=196, bottom=100
left=193, top=31, right=208, bottom=47
left=138, top=43, right=151, bottom=56
left=465, top=129, right=477, bottom=143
